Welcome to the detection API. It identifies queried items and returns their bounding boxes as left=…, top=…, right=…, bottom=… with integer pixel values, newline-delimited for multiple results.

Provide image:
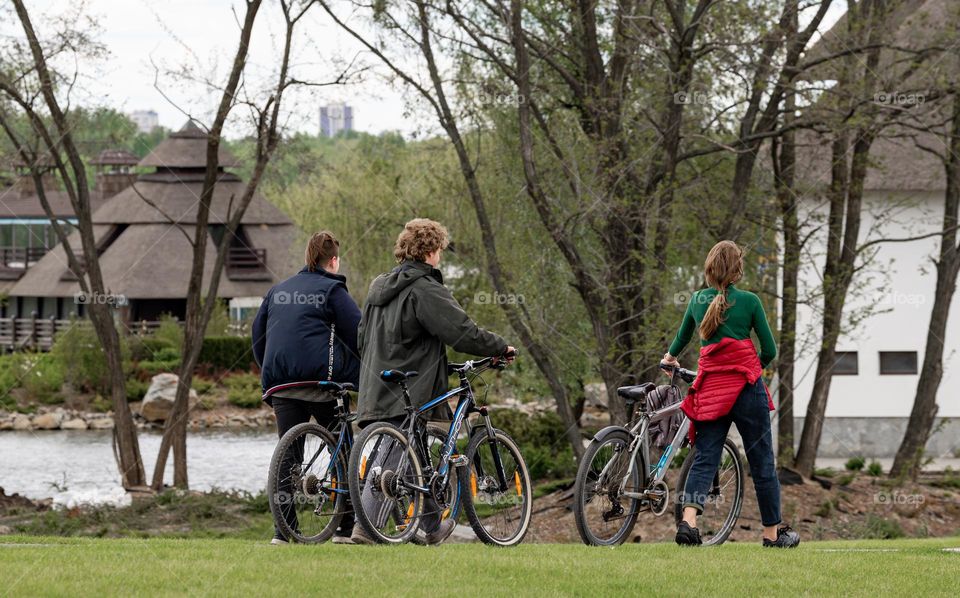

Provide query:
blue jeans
left=681, top=379, right=782, bottom=527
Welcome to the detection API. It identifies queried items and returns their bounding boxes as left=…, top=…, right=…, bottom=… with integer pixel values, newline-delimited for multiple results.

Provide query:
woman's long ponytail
left=699, top=290, right=729, bottom=340
left=698, top=240, right=744, bottom=340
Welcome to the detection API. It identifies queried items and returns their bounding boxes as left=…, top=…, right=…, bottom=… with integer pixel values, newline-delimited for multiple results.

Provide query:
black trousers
left=273, top=397, right=354, bottom=538
left=360, top=415, right=442, bottom=533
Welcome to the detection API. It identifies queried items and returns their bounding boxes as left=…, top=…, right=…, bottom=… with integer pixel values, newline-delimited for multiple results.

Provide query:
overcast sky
left=16, top=1, right=845, bottom=139
left=16, top=0, right=416, bottom=137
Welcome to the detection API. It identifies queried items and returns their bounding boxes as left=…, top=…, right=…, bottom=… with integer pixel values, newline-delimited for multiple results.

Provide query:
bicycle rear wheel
left=267, top=422, right=344, bottom=543
left=461, top=428, right=532, bottom=546
left=410, top=424, right=462, bottom=545
left=347, top=422, right=424, bottom=544
left=674, top=438, right=744, bottom=545
left=573, top=430, right=644, bottom=546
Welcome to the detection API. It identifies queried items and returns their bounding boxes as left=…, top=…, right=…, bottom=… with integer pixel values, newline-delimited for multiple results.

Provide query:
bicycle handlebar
left=449, top=348, right=518, bottom=375
left=659, top=361, right=696, bottom=384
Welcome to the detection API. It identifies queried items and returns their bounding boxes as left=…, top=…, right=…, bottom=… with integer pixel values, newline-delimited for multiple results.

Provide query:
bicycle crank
left=646, top=481, right=669, bottom=516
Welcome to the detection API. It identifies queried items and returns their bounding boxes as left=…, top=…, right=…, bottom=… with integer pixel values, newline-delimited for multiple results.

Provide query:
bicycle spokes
left=462, top=430, right=532, bottom=546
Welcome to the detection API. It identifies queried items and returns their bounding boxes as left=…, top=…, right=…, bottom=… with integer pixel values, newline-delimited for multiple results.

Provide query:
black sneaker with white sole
left=763, top=525, right=800, bottom=548
left=675, top=521, right=702, bottom=546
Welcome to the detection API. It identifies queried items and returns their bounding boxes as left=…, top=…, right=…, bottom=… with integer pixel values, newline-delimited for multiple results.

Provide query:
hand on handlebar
left=492, top=346, right=517, bottom=366
left=660, top=352, right=679, bottom=377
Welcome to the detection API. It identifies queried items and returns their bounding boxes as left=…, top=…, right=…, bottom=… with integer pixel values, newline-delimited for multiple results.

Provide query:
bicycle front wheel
left=267, top=422, right=344, bottom=543
left=573, top=430, right=643, bottom=546
left=348, top=422, right=424, bottom=544
left=674, top=438, right=744, bottom=545
left=461, top=428, right=532, bottom=546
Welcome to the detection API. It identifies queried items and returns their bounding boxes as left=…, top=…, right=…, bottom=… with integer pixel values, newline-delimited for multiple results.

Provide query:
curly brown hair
left=394, top=218, right=449, bottom=263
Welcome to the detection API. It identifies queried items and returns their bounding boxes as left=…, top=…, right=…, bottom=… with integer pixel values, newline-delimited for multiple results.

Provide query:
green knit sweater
left=668, top=284, right=777, bottom=367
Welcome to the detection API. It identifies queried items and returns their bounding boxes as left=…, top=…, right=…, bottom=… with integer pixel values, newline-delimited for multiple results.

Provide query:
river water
left=0, top=429, right=277, bottom=507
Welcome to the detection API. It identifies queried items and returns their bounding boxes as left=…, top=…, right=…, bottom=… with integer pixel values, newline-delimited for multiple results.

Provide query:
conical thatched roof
left=138, top=120, right=240, bottom=169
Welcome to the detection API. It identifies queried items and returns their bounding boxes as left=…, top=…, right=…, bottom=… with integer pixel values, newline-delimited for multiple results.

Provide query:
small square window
left=879, top=351, right=918, bottom=375
left=832, top=351, right=858, bottom=375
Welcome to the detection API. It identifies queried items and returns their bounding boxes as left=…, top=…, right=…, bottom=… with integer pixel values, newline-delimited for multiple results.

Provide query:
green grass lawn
left=1, top=536, right=959, bottom=596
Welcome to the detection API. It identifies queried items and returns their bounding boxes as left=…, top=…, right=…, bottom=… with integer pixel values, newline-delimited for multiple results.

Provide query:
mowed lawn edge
left=1, top=536, right=959, bottom=596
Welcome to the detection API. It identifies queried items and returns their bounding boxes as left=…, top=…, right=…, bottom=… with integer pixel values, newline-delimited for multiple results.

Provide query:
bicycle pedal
left=450, top=454, right=469, bottom=467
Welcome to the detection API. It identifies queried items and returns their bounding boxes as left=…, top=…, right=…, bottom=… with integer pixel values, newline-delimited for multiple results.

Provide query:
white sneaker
left=270, top=537, right=289, bottom=545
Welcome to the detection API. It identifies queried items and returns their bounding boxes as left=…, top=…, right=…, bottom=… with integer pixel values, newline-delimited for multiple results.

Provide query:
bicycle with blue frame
left=264, top=380, right=459, bottom=543
left=347, top=350, right=533, bottom=546
left=572, top=362, right=745, bottom=546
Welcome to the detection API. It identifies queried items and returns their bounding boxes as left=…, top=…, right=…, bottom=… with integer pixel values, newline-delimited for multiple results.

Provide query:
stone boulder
left=140, top=373, right=198, bottom=422
left=87, top=416, right=114, bottom=430
left=12, top=414, right=31, bottom=430
left=61, top=418, right=88, bottom=430
left=33, top=410, right=64, bottom=430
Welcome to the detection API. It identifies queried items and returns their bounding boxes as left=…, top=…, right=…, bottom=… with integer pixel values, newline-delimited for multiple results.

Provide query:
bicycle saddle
left=380, top=370, right=419, bottom=383
left=617, top=382, right=656, bottom=401
left=317, top=380, right=355, bottom=393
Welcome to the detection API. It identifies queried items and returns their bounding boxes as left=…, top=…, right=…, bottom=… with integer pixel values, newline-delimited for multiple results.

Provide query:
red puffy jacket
left=680, top=337, right=774, bottom=443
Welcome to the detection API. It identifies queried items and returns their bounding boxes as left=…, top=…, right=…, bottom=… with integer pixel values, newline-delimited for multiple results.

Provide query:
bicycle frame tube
left=620, top=396, right=690, bottom=493
left=437, top=391, right=472, bottom=478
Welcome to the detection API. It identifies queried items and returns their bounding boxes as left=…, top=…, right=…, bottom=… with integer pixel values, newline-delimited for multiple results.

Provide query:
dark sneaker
left=763, top=525, right=800, bottom=548
left=675, top=521, right=702, bottom=546
left=424, top=520, right=457, bottom=545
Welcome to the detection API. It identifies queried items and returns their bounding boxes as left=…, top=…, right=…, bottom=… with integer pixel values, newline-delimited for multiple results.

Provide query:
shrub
left=814, top=467, right=836, bottom=478
left=126, top=378, right=151, bottom=403
left=863, top=514, right=904, bottom=539
left=837, top=473, right=856, bottom=486
left=866, top=460, right=884, bottom=477
left=199, top=336, right=254, bottom=371
left=25, top=358, right=65, bottom=404
left=137, top=358, right=181, bottom=377
left=204, top=300, right=231, bottom=337
left=192, top=377, right=216, bottom=395
left=492, top=409, right=578, bottom=480
left=845, top=456, right=865, bottom=471
left=0, top=354, right=22, bottom=407
left=51, top=323, right=129, bottom=394
left=129, top=337, right=177, bottom=362
left=224, top=373, right=261, bottom=408
left=152, top=315, right=184, bottom=350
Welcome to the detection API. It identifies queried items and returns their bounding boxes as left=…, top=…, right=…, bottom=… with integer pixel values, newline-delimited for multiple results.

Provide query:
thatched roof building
left=5, top=122, right=299, bottom=322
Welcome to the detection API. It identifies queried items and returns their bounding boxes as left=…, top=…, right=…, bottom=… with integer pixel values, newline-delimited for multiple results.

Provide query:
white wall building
left=787, top=134, right=960, bottom=459
left=129, top=110, right=159, bottom=134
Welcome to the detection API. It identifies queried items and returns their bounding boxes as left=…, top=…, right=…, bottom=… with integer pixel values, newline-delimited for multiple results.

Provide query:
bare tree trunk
left=891, top=94, right=960, bottom=480
left=773, top=78, right=799, bottom=464
left=4, top=0, right=145, bottom=487
left=152, top=0, right=276, bottom=489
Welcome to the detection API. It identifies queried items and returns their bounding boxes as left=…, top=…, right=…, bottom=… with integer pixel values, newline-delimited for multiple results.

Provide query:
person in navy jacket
left=252, top=231, right=361, bottom=544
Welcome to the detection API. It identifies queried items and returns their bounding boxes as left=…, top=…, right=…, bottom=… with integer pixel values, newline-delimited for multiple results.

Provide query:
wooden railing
left=0, top=247, right=48, bottom=269
left=227, top=247, right=267, bottom=271
left=0, top=317, right=73, bottom=352
left=0, top=316, right=248, bottom=352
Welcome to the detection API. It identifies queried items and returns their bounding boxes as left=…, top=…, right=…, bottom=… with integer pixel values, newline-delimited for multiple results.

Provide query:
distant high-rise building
left=129, top=110, right=159, bottom=134
left=320, top=103, right=354, bottom=137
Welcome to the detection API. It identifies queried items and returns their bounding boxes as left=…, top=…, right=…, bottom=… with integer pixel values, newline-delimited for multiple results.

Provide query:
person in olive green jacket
left=356, top=218, right=514, bottom=426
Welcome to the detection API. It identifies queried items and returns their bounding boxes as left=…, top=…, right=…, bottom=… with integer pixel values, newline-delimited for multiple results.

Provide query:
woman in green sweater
left=663, top=240, right=799, bottom=548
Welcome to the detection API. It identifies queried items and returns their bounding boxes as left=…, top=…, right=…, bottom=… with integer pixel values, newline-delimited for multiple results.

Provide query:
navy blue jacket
left=252, top=267, right=361, bottom=394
